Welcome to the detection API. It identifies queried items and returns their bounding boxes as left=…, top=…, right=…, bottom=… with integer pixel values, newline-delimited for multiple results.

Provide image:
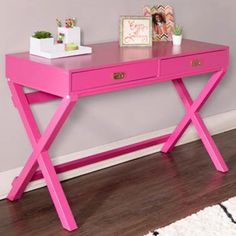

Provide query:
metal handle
left=191, top=59, right=201, bottom=67
left=113, top=72, right=125, bottom=80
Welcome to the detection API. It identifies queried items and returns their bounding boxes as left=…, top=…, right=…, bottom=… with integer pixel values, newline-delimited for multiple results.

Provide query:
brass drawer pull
left=113, top=72, right=125, bottom=80
left=191, top=59, right=202, bottom=67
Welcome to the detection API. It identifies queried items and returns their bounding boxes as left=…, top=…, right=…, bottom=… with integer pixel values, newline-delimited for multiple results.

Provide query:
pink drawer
left=71, top=60, right=158, bottom=92
left=160, top=50, right=228, bottom=77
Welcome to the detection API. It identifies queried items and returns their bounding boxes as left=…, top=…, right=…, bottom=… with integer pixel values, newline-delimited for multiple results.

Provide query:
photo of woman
left=144, top=5, right=174, bottom=41
left=152, top=13, right=167, bottom=36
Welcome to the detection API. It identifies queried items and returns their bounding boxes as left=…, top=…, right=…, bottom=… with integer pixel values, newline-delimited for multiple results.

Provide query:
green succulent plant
left=32, top=31, right=52, bottom=39
left=172, top=25, right=183, bottom=36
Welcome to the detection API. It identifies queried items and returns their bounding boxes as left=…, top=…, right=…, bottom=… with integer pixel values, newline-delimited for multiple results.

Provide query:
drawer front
left=160, top=50, right=228, bottom=77
left=71, top=60, right=157, bottom=92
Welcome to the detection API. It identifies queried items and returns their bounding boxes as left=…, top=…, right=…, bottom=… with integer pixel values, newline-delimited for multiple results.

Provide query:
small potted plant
left=172, top=25, right=183, bottom=46
left=30, top=31, right=54, bottom=53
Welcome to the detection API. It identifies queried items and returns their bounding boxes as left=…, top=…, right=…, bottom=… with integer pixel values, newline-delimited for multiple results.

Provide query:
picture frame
left=120, top=16, right=152, bottom=47
left=144, top=5, right=174, bottom=42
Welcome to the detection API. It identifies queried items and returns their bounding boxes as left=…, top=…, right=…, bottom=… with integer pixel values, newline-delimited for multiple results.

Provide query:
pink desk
left=5, top=39, right=229, bottom=231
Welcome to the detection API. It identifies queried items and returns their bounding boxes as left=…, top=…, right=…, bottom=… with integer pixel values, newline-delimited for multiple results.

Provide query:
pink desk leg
left=7, top=81, right=78, bottom=231
left=161, top=70, right=228, bottom=172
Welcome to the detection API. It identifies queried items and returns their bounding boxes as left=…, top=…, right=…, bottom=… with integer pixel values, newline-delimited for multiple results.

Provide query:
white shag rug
left=145, top=197, right=236, bottom=236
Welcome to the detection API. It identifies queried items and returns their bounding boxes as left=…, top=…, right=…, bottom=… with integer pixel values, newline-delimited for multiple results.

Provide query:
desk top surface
left=7, top=39, right=228, bottom=72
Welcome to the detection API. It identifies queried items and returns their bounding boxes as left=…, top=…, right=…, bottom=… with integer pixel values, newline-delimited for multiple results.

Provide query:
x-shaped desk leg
left=161, top=70, right=228, bottom=172
left=7, top=81, right=78, bottom=231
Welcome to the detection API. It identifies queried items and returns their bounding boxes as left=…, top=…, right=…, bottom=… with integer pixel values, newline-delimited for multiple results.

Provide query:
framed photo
left=144, top=5, right=174, bottom=42
left=120, top=16, right=152, bottom=47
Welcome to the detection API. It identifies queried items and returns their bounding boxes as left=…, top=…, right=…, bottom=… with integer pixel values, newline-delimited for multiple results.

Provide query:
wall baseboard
left=1, top=110, right=236, bottom=200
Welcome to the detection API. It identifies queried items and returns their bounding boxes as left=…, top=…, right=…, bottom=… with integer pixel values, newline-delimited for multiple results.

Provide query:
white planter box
left=172, top=35, right=183, bottom=46
left=29, top=29, right=92, bottom=59
left=30, top=45, right=92, bottom=59
left=30, top=37, right=54, bottom=53
left=58, top=27, right=81, bottom=45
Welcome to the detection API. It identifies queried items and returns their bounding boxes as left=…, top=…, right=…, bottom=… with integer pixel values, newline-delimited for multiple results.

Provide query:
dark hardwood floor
left=1, top=129, right=236, bottom=236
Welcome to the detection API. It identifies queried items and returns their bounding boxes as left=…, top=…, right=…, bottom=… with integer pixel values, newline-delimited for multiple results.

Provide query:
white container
left=30, top=45, right=92, bottom=59
left=172, top=35, right=182, bottom=46
left=30, top=37, right=54, bottom=54
left=58, top=27, right=81, bottom=45
left=29, top=30, right=92, bottom=59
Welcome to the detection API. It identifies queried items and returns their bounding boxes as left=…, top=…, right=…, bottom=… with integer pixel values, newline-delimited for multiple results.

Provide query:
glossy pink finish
left=6, top=39, right=228, bottom=71
left=5, top=39, right=229, bottom=232
left=71, top=59, right=158, bottom=91
left=26, top=91, right=60, bottom=104
left=7, top=82, right=77, bottom=231
left=161, top=75, right=228, bottom=172
left=6, top=39, right=229, bottom=97
left=160, top=50, right=228, bottom=78
left=32, top=133, right=171, bottom=181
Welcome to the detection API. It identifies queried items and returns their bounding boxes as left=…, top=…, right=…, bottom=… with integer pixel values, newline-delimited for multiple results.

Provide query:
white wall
left=0, top=0, right=235, bottom=172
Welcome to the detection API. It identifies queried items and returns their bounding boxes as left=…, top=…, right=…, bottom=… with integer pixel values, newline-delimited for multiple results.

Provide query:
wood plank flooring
left=1, top=129, right=236, bottom=236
